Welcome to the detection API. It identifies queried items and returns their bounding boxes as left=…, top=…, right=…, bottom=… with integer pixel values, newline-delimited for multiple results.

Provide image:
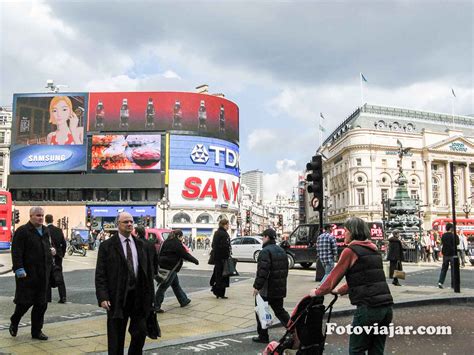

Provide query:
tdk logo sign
left=190, top=144, right=210, bottom=163
left=190, top=144, right=239, bottom=169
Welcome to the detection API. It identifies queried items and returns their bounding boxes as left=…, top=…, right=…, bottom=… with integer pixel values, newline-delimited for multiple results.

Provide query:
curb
left=143, top=294, right=474, bottom=350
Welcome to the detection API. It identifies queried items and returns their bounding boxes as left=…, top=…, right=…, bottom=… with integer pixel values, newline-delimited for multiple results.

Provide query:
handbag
left=255, top=294, right=275, bottom=329
left=50, top=264, right=63, bottom=288
left=393, top=261, right=406, bottom=280
left=146, top=310, right=161, bottom=339
left=208, top=249, right=215, bottom=265
left=155, top=262, right=179, bottom=284
left=222, top=257, right=239, bottom=277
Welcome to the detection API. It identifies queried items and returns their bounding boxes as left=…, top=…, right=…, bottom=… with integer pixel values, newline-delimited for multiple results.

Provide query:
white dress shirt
left=119, top=233, right=138, bottom=276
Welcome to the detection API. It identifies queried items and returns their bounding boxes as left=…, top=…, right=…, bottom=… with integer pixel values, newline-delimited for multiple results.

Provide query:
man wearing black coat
left=10, top=206, right=52, bottom=341
left=437, top=223, right=460, bottom=289
left=45, top=214, right=67, bottom=303
left=95, top=212, right=155, bottom=354
left=252, top=228, right=290, bottom=344
left=387, top=230, right=404, bottom=286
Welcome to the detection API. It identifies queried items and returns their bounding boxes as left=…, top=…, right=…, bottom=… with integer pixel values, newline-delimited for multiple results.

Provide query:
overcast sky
left=1, top=0, right=473, bottom=201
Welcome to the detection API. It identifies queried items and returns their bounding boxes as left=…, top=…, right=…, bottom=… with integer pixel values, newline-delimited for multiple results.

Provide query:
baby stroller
left=264, top=294, right=338, bottom=355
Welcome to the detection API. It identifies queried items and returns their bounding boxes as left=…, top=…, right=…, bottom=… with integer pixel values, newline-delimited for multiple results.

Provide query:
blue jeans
left=154, top=271, right=189, bottom=309
left=321, top=260, right=334, bottom=283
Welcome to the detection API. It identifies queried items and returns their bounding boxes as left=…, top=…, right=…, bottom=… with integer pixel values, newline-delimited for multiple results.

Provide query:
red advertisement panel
left=88, top=92, right=239, bottom=143
left=90, top=134, right=162, bottom=172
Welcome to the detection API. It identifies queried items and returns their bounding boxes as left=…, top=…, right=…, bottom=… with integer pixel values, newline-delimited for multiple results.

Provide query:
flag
left=319, top=124, right=326, bottom=132
left=451, top=88, right=456, bottom=97
left=320, top=112, right=325, bottom=119
left=360, top=73, right=368, bottom=82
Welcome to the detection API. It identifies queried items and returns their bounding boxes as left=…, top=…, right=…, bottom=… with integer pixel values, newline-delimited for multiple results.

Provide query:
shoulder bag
left=222, top=257, right=239, bottom=277
left=155, top=262, right=180, bottom=284
left=393, top=261, right=406, bottom=280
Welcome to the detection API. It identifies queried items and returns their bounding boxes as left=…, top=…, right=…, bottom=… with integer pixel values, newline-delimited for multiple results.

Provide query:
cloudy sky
left=1, top=0, right=473, bottom=201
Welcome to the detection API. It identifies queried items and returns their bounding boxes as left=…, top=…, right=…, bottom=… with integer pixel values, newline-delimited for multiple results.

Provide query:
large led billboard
left=169, top=135, right=239, bottom=177
left=88, top=92, right=239, bottom=143
left=11, top=93, right=88, bottom=172
left=168, top=170, right=240, bottom=209
left=90, top=134, right=162, bottom=172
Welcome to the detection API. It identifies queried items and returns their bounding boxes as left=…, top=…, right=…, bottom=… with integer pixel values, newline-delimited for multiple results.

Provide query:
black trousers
left=10, top=303, right=48, bottom=336
left=107, top=290, right=147, bottom=355
left=256, top=296, right=290, bottom=340
left=54, top=260, right=67, bottom=300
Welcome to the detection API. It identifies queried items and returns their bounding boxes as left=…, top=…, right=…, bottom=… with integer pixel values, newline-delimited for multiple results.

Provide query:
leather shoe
left=155, top=308, right=165, bottom=313
left=252, top=336, right=269, bottom=344
left=216, top=296, right=228, bottom=299
left=181, top=299, right=191, bottom=307
left=32, top=332, right=48, bottom=341
left=9, top=323, right=18, bottom=337
left=58, top=298, right=67, bottom=304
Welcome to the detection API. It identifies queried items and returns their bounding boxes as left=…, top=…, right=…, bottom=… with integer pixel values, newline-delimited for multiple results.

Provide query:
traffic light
left=14, top=209, right=20, bottom=224
left=246, top=210, right=251, bottom=224
left=86, top=209, right=92, bottom=227
left=306, top=155, right=324, bottom=211
left=278, top=214, right=283, bottom=227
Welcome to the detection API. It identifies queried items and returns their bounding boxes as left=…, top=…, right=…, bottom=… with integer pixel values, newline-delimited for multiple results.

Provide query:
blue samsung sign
left=10, top=145, right=86, bottom=172
left=169, top=135, right=240, bottom=177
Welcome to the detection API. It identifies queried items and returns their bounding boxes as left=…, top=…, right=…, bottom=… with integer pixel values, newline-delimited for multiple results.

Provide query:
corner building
left=317, top=104, right=474, bottom=229
left=8, top=91, right=240, bottom=238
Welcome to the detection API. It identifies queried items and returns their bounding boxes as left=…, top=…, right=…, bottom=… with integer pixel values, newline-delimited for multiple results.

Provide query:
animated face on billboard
left=11, top=94, right=88, bottom=172
left=88, top=92, right=239, bottom=143
left=90, top=134, right=162, bottom=172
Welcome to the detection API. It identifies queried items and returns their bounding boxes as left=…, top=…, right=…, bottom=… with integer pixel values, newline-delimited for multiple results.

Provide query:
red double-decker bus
left=0, top=191, right=13, bottom=250
left=432, top=218, right=474, bottom=237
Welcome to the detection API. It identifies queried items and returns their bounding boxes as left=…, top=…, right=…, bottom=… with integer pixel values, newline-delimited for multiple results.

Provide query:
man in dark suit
left=45, top=214, right=67, bottom=303
left=10, top=206, right=52, bottom=340
left=95, top=212, right=155, bottom=354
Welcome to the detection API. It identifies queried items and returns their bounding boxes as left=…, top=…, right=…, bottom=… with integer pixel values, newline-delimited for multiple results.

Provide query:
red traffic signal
left=306, top=155, right=324, bottom=211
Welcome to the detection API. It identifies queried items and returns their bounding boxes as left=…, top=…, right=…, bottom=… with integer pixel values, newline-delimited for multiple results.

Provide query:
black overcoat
left=387, top=237, right=404, bottom=261
left=11, top=222, right=53, bottom=304
left=95, top=234, right=154, bottom=319
left=47, top=224, right=67, bottom=266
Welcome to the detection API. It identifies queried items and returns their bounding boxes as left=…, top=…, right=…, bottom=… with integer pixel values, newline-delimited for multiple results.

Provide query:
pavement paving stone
left=224, top=308, right=256, bottom=318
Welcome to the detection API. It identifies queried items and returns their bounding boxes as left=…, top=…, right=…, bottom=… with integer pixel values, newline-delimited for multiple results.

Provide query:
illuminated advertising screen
left=168, top=170, right=240, bottom=209
left=90, top=134, right=162, bottom=172
left=88, top=92, right=239, bottom=143
left=11, top=93, right=88, bottom=172
left=169, top=135, right=239, bottom=177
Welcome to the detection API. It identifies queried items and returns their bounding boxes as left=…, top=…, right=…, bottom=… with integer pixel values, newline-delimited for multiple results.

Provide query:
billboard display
left=168, top=170, right=240, bottom=209
left=169, top=135, right=239, bottom=177
left=88, top=92, right=239, bottom=143
left=11, top=93, right=88, bottom=172
left=90, top=134, right=162, bottom=172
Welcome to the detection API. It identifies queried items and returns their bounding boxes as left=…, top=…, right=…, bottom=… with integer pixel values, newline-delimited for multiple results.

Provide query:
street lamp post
left=463, top=202, right=471, bottom=219
left=158, top=197, right=170, bottom=228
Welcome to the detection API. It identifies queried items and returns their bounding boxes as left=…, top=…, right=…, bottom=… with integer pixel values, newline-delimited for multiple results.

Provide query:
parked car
left=231, top=236, right=263, bottom=262
left=145, top=228, right=173, bottom=253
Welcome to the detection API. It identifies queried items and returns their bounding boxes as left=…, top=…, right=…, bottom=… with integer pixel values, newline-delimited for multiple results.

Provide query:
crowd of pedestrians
left=7, top=207, right=470, bottom=354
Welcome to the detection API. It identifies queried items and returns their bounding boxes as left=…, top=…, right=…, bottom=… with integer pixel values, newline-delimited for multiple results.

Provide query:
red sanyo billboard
left=88, top=92, right=239, bottom=143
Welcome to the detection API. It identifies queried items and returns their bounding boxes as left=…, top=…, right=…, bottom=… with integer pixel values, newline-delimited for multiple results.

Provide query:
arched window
left=196, top=213, right=213, bottom=224
left=172, top=212, right=191, bottom=224
left=432, top=177, right=440, bottom=206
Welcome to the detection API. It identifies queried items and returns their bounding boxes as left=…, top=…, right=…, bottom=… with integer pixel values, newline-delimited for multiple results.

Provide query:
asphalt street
left=145, top=303, right=474, bottom=354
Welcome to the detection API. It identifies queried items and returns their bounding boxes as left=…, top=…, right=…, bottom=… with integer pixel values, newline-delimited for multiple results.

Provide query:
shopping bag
left=255, top=294, right=274, bottom=330
left=222, top=257, right=239, bottom=277
left=393, top=261, right=405, bottom=280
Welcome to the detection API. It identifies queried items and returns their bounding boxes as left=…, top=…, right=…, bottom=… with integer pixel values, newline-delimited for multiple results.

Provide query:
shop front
left=88, top=205, right=157, bottom=231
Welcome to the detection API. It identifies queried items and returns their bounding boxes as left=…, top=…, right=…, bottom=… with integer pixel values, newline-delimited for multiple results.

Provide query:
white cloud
left=162, top=70, right=181, bottom=80
left=263, top=159, right=301, bottom=202
left=247, top=129, right=276, bottom=151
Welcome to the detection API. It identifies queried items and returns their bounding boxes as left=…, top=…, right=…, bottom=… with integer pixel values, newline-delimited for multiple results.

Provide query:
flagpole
left=318, top=114, right=323, bottom=147
left=360, top=73, right=364, bottom=106
left=451, top=88, right=456, bottom=129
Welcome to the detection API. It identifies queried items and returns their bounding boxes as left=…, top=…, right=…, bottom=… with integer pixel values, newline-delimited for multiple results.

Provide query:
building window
left=0, top=131, right=5, bottom=144
left=411, top=161, right=416, bottom=169
left=121, top=189, right=128, bottom=201
left=96, top=189, right=107, bottom=201
left=84, top=189, right=94, bottom=201
left=356, top=158, right=361, bottom=166
left=17, top=189, right=30, bottom=201
left=172, top=212, right=191, bottom=224
left=0, top=153, right=3, bottom=167
left=357, top=188, right=365, bottom=205
left=196, top=213, right=213, bottom=224
left=69, top=190, right=83, bottom=201
left=432, top=164, right=438, bottom=171
left=130, top=189, right=144, bottom=201
left=432, top=177, right=440, bottom=205
left=357, top=176, right=363, bottom=183
left=382, top=159, right=387, bottom=167
left=31, top=189, right=45, bottom=201
left=147, top=189, right=160, bottom=201
left=410, top=190, right=419, bottom=200
left=381, top=189, right=389, bottom=201
left=54, top=189, right=68, bottom=201
left=108, top=189, right=120, bottom=201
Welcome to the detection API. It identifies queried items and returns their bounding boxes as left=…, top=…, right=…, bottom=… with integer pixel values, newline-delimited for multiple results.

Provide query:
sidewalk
left=0, top=267, right=473, bottom=354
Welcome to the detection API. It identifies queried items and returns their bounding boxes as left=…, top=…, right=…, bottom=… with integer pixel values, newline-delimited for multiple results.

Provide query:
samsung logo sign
left=22, top=150, right=73, bottom=168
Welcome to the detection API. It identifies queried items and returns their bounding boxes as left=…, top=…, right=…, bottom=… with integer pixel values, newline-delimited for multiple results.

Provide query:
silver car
left=231, top=236, right=263, bottom=262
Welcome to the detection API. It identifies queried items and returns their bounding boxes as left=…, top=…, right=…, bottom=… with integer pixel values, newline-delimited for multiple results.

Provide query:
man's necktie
left=125, top=238, right=136, bottom=287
